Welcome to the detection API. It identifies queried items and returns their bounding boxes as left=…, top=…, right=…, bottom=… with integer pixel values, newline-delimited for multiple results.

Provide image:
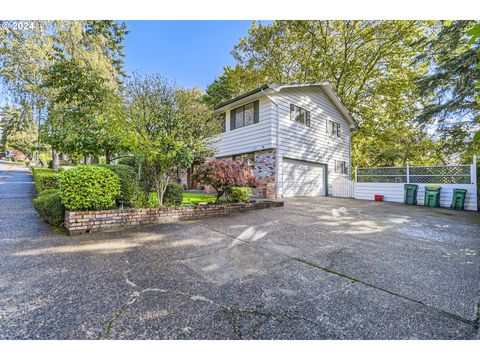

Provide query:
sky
left=122, top=20, right=261, bottom=90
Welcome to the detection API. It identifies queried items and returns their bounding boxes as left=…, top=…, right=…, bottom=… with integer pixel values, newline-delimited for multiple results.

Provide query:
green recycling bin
left=424, top=185, right=441, bottom=208
left=404, top=184, right=418, bottom=205
left=451, top=188, right=467, bottom=210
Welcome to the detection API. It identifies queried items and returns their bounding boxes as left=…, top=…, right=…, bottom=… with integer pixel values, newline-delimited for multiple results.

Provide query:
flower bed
left=65, top=201, right=284, bottom=235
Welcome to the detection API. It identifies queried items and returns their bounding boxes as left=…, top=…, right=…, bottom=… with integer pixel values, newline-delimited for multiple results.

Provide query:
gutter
left=261, top=89, right=281, bottom=199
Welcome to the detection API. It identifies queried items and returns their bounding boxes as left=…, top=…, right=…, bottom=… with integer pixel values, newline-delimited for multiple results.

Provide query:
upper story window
left=217, top=112, right=226, bottom=133
left=230, top=100, right=259, bottom=130
left=335, top=160, right=347, bottom=174
left=328, top=120, right=341, bottom=138
left=290, top=104, right=311, bottom=126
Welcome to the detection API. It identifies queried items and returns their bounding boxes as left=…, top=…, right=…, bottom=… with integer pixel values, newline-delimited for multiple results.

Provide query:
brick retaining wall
left=65, top=201, right=284, bottom=235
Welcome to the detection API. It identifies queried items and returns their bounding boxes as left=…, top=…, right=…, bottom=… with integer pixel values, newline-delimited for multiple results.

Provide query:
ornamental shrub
left=32, top=167, right=59, bottom=193
left=147, top=191, right=160, bottom=208
left=58, top=166, right=121, bottom=211
left=33, top=189, right=65, bottom=226
left=98, top=164, right=145, bottom=208
left=193, top=159, right=258, bottom=203
left=227, top=186, right=252, bottom=203
left=163, top=183, right=183, bottom=207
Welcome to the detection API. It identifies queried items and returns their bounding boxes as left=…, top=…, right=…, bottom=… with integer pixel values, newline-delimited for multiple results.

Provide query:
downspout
left=261, top=89, right=280, bottom=198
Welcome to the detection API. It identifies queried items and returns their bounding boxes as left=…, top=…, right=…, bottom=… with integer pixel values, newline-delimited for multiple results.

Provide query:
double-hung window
left=290, top=104, right=311, bottom=126
left=230, top=100, right=259, bottom=130
left=328, top=120, right=341, bottom=137
left=335, top=160, right=347, bottom=174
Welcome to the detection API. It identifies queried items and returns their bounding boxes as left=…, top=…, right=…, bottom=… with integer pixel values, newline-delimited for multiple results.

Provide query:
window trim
left=334, top=160, right=347, bottom=174
left=290, top=103, right=311, bottom=127
left=229, top=100, right=259, bottom=131
left=328, top=120, right=341, bottom=138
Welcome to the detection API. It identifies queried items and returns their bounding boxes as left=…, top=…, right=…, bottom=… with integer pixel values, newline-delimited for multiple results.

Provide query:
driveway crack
left=197, top=223, right=477, bottom=328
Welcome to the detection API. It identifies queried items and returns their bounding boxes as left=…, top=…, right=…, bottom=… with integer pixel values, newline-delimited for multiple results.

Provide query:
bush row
left=32, top=167, right=60, bottom=193
left=33, top=189, right=65, bottom=226
left=31, top=163, right=254, bottom=228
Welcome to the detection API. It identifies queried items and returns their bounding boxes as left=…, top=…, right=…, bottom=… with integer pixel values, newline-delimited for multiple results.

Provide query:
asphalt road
left=1, top=162, right=479, bottom=339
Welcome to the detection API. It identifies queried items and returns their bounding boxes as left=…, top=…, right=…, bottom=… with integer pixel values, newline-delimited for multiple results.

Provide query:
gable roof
left=214, top=83, right=358, bottom=129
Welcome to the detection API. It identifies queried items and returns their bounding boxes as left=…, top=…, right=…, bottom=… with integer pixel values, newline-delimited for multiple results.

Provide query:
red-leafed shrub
left=193, top=159, right=258, bottom=203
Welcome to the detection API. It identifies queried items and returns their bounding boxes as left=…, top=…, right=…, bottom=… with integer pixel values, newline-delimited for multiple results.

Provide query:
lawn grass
left=182, top=192, right=216, bottom=205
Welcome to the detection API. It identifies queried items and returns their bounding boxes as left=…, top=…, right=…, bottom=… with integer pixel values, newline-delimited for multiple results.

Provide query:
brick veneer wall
left=65, top=201, right=284, bottom=235
left=253, top=149, right=276, bottom=199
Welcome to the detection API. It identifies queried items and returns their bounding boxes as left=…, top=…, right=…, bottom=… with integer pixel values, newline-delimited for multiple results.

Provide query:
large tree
left=416, top=20, right=480, bottom=163
left=121, top=73, right=218, bottom=205
left=0, top=104, right=37, bottom=158
left=0, top=21, right=127, bottom=169
left=206, top=20, right=438, bottom=167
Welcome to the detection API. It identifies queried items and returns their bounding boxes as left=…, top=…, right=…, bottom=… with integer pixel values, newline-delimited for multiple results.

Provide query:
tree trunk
left=105, top=149, right=112, bottom=164
left=215, top=189, right=224, bottom=204
left=52, top=149, right=60, bottom=172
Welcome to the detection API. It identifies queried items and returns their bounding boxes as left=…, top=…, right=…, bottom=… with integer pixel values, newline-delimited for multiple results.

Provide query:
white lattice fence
left=356, top=162, right=474, bottom=185
left=354, top=157, right=478, bottom=211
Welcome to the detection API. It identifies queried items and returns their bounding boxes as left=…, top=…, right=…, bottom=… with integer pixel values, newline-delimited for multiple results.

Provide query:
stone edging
left=64, top=201, right=284, bottom=235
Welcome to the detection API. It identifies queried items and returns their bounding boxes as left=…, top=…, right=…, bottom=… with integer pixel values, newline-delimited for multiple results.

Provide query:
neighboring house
left=212, top=83, right=358, bottom=199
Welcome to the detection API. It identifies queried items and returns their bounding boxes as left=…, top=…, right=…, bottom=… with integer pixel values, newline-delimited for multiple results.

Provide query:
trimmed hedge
left=32, top=167, right=60, bottom=193
left=58, top=166, right=121, bottom=211
left=33, top=189, right=65, bottom=226
left=98, top=164, right=145, bottom=208
left=227, top=187, right=252, bottom=203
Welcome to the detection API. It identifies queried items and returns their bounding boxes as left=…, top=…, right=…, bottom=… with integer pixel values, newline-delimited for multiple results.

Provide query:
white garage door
left=282, top=158, right=326, bottom=197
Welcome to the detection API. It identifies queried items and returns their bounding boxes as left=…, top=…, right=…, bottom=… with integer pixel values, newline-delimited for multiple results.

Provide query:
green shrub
left=58, top=166, right=121, bottom=211
left=117, top=157, right=138, bottom=169
left=146, top=184, right=183, bottom=208
left=33, top=189, right=65, bottom=226
left=227, top=186, right=252, bottom=203
left=163, top=183, right=183, bottom=207
left=32, top=167, right=59, bottom=193
left=98, top=164, right=145, bottom=208
left=38, top=153, right=51, bottom=167
left=147, top=191, right=160, bottom=208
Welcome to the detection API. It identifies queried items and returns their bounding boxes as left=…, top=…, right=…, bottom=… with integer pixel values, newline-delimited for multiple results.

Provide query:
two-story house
left=212, top=83, right=357, bottom=199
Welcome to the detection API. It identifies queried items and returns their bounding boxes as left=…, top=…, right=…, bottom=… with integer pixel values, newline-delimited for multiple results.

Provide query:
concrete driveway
left=1, top=163, right=479, bottom=339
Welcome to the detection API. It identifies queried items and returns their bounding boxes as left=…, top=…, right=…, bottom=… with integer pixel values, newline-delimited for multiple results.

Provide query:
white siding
left=355, top=183, right=478, bottom=211
left=271, top=87, right=352, bottom=197
left=212, top=96, right=275, bottom=157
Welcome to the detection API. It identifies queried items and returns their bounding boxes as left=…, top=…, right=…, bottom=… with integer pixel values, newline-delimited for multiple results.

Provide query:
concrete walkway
left=0, top=161, right=52, bottom=240
left=0, top=161, right=479, bottom=339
